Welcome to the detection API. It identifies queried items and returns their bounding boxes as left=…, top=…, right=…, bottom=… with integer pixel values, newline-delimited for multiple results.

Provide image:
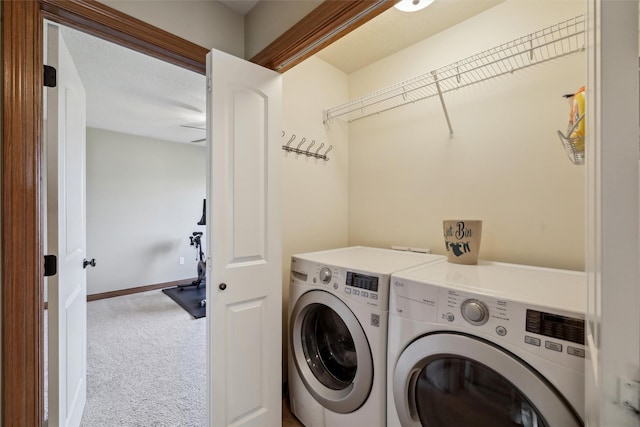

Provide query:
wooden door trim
left=41, top=0, right=208, bottom=75
left=2, top=1, right=44, bottom=424
left=1, top=0, right=391, bottom=424
left=251, top=0, right=395, bottom=72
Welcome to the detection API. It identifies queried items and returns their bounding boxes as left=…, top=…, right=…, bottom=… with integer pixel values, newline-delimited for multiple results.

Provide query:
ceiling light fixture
left=394, top=0, right=434, bottom=12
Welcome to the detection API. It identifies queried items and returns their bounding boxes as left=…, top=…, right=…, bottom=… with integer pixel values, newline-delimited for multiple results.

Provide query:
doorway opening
left=43, top=20, right=208, bottom=424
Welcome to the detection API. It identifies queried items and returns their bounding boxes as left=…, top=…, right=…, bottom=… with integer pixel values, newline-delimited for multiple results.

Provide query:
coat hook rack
left=281, top=132, right=332, bottom=161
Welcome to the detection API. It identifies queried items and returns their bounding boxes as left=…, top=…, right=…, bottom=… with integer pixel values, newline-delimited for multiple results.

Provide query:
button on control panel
left=545, top=341, right=563, bottom=352
left=495, top=326, right=507, bottom=336
left=461, top=299, right=490, bottom=326
left=345, top=287, right=379, bottom=301
left=319, top=267, right=332, bottom=284
left=524, top=335, right=541, bottom=347
left=567, top=346, right=585, bottom=358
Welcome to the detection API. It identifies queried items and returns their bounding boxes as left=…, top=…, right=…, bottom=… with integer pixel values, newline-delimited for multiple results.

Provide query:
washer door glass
left=301, top=304, right=357, bottom=389
left=415, top=357, right=546, bottom=427
left=393, top=333, right=582, bottom=427
left=290, top=290, right=373, bottom=414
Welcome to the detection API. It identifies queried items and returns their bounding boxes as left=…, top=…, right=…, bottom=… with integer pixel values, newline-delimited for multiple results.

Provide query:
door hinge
left=44, top=255, right=57, bottom=277
left=618, top=377, right=640, bottom=415
left=44, top=65, right=57, bottom=88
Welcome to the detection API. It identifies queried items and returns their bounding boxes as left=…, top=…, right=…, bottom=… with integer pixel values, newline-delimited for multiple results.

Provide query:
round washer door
left=393, top=333, right=582, bottom=427
left=290, top=290, right=373, bottom=414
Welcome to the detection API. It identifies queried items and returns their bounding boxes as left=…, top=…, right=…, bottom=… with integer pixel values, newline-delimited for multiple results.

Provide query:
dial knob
left=461, top=299, right=489, bottom=326
left=319, top=267, right=332, bottom=284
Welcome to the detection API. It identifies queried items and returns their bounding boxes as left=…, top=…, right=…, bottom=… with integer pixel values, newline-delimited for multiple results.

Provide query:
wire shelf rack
left=323, top=14, right=586, bottom=130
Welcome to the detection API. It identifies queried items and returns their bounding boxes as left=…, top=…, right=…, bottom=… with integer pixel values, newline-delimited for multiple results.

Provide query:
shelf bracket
left=529, top=35, right=535, bottom=60
left=322, top=109, right=330, bottom=125
left=432, top=71, right=454, bottom=139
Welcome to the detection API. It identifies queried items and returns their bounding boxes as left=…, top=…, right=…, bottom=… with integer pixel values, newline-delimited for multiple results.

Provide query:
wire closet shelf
left=323, top=15, right=585, bottom=126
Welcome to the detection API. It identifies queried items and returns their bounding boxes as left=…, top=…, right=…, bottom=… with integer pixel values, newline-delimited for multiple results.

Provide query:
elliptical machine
left=178, top=200, right=206, bottom=307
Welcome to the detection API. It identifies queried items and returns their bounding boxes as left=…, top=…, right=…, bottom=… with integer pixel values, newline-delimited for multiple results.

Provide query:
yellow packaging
left=569, top=86, right=585, bottom=151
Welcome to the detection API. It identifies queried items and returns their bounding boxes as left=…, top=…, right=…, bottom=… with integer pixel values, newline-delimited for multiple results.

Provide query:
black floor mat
left=162, top=283, right=206, bottom=319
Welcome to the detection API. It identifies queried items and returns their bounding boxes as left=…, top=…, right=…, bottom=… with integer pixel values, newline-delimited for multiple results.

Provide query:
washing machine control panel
left=291, top=258, right=389, bottom=309
left=391, top=278, right=586, bottom=370
left=439, top=288, right=513, bottom=330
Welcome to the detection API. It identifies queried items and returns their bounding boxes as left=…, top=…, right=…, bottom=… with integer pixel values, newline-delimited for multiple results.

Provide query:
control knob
left=461, top=299, right=489, bottom=326
left=319, top=267, right=332, bottom=284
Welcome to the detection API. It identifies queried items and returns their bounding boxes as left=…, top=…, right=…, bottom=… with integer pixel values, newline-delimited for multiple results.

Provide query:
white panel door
left=585, top=1, right=640, bottom=426
left=206, top=49, right=282, bottom=427
left=45, top=23, right=88, bottom=427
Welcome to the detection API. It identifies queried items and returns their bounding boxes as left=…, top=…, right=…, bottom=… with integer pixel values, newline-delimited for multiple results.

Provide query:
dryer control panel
left=290, top=257, right=389, bottom=310
left=391, top=278, right=586, bottom=371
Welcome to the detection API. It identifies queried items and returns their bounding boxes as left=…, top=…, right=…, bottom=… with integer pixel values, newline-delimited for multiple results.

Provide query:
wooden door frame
left=1, top=0, right=393, bottom=424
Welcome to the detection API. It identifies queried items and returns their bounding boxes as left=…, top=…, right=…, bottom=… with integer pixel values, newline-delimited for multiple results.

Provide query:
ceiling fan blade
left=180, top=121, right=206, bottom=131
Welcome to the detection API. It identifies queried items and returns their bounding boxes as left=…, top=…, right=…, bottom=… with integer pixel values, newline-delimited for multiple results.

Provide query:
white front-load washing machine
left=288, top=246, right=446, bottom=427
left=387, top=260, right=586, bottom=427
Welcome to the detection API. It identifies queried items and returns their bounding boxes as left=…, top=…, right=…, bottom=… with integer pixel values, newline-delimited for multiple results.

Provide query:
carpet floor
left=46, top=289, right=301, bottom=426
left=81, top=290, right=207, bottom=426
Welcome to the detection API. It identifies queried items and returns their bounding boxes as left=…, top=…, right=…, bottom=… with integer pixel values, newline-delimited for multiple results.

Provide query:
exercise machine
left=178, top=231, right=206, bottom=290
left=178, top=200, right=206, bottom=307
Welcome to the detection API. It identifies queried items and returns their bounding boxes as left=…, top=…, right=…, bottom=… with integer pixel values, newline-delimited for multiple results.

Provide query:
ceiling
left=54, top=0, right=504, bottom=145
left=219, top=0, right=260, bottom=15
left=58, top=25, right=207, bottom=145
left=315, top=0, right=505, bottom=74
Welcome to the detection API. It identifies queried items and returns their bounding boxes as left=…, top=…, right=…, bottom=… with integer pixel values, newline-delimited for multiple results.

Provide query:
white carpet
left=48, top=289, right=207, bottom=426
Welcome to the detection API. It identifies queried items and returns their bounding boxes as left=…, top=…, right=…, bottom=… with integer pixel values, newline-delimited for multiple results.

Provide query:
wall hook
left=286, top=134, right=296, bottom=147
left=296, top=137, right=307, bottom=153
left=307, top=140, right=316, bottom=154
left=323, top=145, right=333, bottom=160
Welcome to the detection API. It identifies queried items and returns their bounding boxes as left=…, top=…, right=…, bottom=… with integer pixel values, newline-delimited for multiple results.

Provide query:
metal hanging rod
left=323, top=14, right=586, bottom=130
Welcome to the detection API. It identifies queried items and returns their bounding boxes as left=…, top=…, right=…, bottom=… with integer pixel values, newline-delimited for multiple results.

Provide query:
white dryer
left=387, top=260, right=586, bottom=427
left=288, top=246, right=446, bottom=427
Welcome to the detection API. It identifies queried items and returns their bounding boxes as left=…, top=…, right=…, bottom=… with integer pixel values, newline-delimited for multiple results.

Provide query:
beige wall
left=244, top=0, right=322, bottom=59
left=98, top=0, right=245, bottom=57
left=281, top=56, right=350, bottom=373
left=346, top=0, right=586, bottom=271
left=86, top=128, right=206, bottom=295
left=282, top=54, right=350, bottom=300
left=99, top=0, right=321, bottom=61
